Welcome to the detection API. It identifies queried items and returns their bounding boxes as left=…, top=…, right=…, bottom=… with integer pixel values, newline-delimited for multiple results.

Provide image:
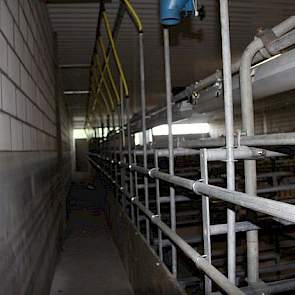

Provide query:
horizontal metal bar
left=150, top=170, right=195, bottom=191
left=194, top=182, right=295, bottom=224
left=206, top=146, right=286, bottom=161
left=89, top=153, right=295, bottom=224
left=257, top=171, right=292, bottom=179
left=157, top=148, right=200, bottom=157
left=269, top=29, right=295, bottom=54
left=155, top=236, right=202, bottom=247
left=122, top=148, right=199, bottom=158
left=210, top=221, right=260, bottom=236
left=133, top=200, right=243, bottom=295
left=196, top=48, right=295, bottom=113
left=160, top=195, right=191, bottom=203
left=213, top=278, right=295, bottom=295
left=257, top=184, right=295, bottom=194
left=137, top=183, right=156, bottom=189
left=129, top=164, right=149, bottom=175
left=157, top=132, right=295, bottom=149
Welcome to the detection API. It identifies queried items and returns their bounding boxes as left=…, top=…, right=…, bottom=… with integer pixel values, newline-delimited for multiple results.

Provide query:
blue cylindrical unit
left=160, top=0, right=195, bottom=26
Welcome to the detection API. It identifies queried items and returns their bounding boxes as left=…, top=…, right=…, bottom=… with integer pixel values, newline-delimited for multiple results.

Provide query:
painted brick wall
left=0, top=0, right=72, bottom=294
left=0, top=0, right=57, bottom=152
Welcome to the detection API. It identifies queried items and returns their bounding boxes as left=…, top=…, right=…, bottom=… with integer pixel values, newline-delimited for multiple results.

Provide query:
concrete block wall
left=0, top=0, right=56, bottom=152
left=0, top=1, right=72, bottom=294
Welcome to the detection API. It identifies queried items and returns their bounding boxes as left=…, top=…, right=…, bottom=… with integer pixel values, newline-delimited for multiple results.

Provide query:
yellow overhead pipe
left=91, top=77, right=112, bottom=115
left=102, top=11, right=129, bottom=97
left=100, top=89, right=112, bottom=117
left=97, top=37, right=120, bottom=105
left=93, top=51, right=113, bottom=107
left=90, top=91, right=103, bottom=118
left=120, top=0, right=143, bottom=32
left=94, top=54, right=115, bottom=111
left=88, top=0, right=143, bottom=124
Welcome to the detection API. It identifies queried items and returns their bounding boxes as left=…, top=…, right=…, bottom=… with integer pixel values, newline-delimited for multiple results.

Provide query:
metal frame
left=86, top=2, right=295, bottom=294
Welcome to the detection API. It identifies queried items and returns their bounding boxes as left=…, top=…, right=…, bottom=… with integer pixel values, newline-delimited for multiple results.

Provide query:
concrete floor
left=50, top=183, right=134, bottom=295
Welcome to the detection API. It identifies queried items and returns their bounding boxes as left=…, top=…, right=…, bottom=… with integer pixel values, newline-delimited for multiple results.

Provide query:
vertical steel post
left=163, top=27, right=177, bottom=276
left=154, top=150, right=163, bottom=261
left=126, top=97, right=135, bottom=223
left=114, top=153, right=118, bottom=199
left=106, top=114, right=111, bottom=161
left=139, top=32, right=150, bottom=243
left=107, top=114, right=110, bottom=136
left=133, top=150, right=140, bottom=230
left=219, top=0, right=236, bottom=284
left=240, top=40, right=260, bottom=287
left=112, top=111, right=115, bottom=133
left=101, top=119, right=104, bottom=141
left=200, top=149, right=212, bottom=293
left=119, top=79, right=126, bottom=209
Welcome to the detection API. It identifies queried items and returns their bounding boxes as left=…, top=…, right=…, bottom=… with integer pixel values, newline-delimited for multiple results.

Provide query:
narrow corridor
left=49, top=183, right=133, bottom=295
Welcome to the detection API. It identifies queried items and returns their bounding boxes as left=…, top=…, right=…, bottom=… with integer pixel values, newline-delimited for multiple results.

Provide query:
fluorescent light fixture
left=251, top=54, right=281, bottom=69
left=152, top=123, right=210, bottom=136
left=64, top=90, right=90, bottom=95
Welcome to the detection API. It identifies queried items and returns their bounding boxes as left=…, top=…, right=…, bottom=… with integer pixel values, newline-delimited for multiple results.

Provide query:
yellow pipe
left=120, top=0, right=143, bottom=32
left=92, top=73, right=110, bottom=115
left=94, top=58, right=110, bottom=105
left=97, top=37, right=120, bottom=105
left=102, top=11, right=129, bottom=97
left=92, top=78, right=112, bottom=116
left=100, top=89, right=112, bottom=117
left=90, top=91, right=103, bottom=118
left=90, top=77, right=98, bottom=110
left=89, top=1, right=143, bottom=122
left=93, top=77, right=112, bottom=116
left=94, top=54, right=115, bottom=111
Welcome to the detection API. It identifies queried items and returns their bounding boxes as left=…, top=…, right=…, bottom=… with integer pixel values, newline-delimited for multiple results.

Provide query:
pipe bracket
left=257, top=28, right=280, bottom=55
left=149, top=167, right=159, bottom=178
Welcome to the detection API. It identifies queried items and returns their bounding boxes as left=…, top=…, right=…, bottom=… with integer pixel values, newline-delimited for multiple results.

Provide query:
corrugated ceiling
left=47, top=0, right=295, bottom=128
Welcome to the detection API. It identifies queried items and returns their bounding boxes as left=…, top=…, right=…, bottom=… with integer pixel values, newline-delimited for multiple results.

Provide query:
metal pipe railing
left=88, top=156, right=243, bottom=295
left=163, top=27, right=177, bottom=276
left=138, top=31, right=150, bottom=243
left=90, top=153, right=295, bottom=225
left=152, top=132, right=295, bottom=149
left=86, top=3, right=295, bottom=294
left=219, top=0, right=236, bottom=284
left=240, top=15, right=295, bottom=284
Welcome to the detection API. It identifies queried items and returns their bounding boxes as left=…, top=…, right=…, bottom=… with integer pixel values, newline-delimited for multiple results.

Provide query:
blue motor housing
left=160, top=0, right=195, bottom=26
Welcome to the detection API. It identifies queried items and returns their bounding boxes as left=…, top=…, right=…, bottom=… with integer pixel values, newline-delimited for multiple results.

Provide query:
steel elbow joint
left=160, top=0, right=194, bottom=26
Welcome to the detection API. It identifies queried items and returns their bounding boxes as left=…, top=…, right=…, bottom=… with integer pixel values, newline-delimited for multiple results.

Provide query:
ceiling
left=47, top=0, right=295, bottom=128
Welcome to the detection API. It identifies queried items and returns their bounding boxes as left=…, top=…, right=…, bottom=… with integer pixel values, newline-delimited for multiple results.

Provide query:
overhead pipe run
left=131, top=18, right=295, bottom=131
left=195, top=48, right=295, bottom=113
